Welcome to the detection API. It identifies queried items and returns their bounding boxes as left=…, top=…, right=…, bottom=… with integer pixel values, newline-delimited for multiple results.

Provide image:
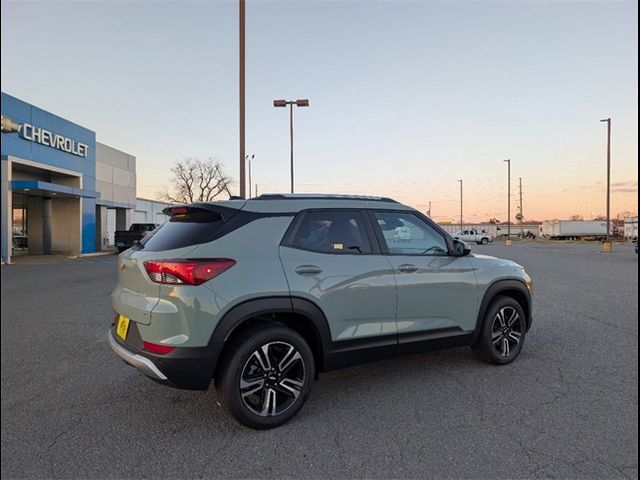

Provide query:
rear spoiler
left=162, top=202, right=246, bottom=221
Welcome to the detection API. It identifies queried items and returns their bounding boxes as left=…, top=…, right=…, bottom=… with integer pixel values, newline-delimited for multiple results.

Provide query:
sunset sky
left=1, top=0, right=637, bottom=222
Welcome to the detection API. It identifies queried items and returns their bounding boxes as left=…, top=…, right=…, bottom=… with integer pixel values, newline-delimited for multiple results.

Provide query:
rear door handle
left=295, top=265, right=322, bottom=276
left=398, top=264, right=419, bottom=273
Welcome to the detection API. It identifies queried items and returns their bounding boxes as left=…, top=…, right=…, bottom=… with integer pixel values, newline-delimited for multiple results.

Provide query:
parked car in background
left=518, top=230, right=536, bottom=239
left=109, top=194, right=533, bottom=429
left=12, top=228, right=27, bottom=250
left=114, top=223, right=159, bottom=253
left=453, top=229, right=493, bottom=245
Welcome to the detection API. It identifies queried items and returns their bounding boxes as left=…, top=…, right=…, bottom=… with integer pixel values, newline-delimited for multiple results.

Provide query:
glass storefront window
left=12, top=206, right=28, bottom=251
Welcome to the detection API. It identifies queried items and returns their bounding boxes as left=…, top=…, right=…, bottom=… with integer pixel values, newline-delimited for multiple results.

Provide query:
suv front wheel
left=473, top=295, right=526, bottom=364
left=216, top=325, right=315, bottom=429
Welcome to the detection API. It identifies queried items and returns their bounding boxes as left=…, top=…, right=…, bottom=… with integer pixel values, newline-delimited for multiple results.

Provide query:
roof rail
left=255, top=193, right=398, bottom=203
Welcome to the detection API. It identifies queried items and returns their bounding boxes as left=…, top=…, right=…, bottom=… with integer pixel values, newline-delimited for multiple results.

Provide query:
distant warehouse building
left=1, top=92, right=168, bottom=264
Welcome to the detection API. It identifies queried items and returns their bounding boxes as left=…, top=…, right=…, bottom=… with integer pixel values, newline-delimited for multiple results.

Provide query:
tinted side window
left=374, top=211, right=448, bottom=255
left=290, top=210, right=372, bottom=254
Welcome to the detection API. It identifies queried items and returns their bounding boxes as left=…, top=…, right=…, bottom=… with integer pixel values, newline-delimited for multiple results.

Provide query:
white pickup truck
left=453, top=229, right=493, bottom=245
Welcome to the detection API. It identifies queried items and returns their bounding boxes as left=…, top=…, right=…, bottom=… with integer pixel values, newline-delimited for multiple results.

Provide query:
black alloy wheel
left=216, top=325, right=315, bottom=429
left=240, top=341, right=305, bottom=417
left=473, top=295, right=526, bottom=365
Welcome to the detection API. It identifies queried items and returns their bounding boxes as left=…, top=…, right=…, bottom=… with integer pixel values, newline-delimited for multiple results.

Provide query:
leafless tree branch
left=157, top=157, right=233, bottom=204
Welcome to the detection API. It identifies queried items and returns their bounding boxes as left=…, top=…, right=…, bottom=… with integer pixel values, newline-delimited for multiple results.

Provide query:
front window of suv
left=374, top=211, right=448, bottom=255
left=289, top=210, right=372, bottom=254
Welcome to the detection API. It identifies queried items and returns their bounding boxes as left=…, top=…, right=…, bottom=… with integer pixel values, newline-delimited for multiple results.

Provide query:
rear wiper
left=348, top=245, right=362, bottom=253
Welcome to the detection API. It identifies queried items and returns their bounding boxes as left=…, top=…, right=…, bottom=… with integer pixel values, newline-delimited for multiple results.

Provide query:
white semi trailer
left=541, top=220, right=608, bottom=239
left=624, top=217, right=638, bottom=240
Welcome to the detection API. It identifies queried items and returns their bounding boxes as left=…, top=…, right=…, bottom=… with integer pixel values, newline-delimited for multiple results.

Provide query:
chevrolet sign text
left=21, top=123, right=88, bottom=158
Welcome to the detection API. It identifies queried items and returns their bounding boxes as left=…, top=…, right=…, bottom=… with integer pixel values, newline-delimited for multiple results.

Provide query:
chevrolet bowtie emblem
left=1, top=115, right=22, bottom=134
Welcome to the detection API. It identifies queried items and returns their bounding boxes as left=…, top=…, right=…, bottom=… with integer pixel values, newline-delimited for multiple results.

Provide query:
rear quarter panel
left=141, top=215, right=295, bottom=347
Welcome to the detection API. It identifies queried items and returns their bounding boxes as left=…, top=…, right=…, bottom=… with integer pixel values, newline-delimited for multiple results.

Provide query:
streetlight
left=457, top=179, right=463, bottom=231
left=245, top=154, right=255, bottom=197
left=504, top=159, right=512, bottom=246
left=274, top=99, right=310, bottom=193
left=518, top=177, right=524, bottom=237
left=600, top=118, right=612, bottom=252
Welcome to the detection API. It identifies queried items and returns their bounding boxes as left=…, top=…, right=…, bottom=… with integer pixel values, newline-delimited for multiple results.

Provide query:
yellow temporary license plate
left=116, top=314, right=130, bottom=341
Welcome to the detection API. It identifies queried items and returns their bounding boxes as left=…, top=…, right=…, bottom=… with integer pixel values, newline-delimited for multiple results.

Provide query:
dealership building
left=1, top=92, right=168, bottom=264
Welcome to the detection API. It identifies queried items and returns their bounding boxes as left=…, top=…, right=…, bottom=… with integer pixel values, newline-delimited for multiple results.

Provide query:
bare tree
left=158, top=158, right=233, bottom=204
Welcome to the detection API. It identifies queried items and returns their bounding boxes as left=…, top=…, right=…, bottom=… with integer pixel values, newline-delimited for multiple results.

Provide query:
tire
left=117, top=247, right=126, bottom=253
left=472, top=295, right=526, bottom=365
left=215, top=325, right=315, bottom=429
left=481, top=237, right=489, bottom=245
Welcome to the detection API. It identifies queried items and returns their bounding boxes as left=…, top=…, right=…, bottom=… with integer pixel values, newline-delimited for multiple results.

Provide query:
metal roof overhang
left=10, top=180, right=100, bottom=199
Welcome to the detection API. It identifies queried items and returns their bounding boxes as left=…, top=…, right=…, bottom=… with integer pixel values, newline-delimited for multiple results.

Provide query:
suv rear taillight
left=143, top=259, right=236, bottom=285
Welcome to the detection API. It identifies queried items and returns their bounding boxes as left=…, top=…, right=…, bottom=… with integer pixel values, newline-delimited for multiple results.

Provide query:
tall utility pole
left=600, top=118, right=612, bottom=246
left=289, top=104, right=293, bottom=193
left=504, top=159, right=511, bottom=244
left=458, top=179, right=463, bottom=230
left=428, top=201, right=432, bottom=218
left=518, top=177, right=523, bottom=236
left=238, top=0, right=246, bottom=198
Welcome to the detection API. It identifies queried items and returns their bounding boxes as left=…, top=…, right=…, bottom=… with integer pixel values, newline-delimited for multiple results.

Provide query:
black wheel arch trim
left=473, top=279, right=532, bottom=343
left=208, top=296, right=333, bottom=369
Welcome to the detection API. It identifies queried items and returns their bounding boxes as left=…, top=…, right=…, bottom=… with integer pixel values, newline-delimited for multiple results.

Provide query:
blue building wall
left=1, top=92, right=98, bottom=254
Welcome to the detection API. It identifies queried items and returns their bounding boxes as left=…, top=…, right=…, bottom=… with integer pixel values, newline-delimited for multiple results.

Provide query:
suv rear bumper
left=108, top=330, right=168, bottom=381
left=108, top=328, right=220, bottom=390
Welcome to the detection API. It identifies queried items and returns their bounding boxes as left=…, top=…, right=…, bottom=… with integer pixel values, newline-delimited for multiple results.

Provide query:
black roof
left=254, top=193, right=398, bottom=203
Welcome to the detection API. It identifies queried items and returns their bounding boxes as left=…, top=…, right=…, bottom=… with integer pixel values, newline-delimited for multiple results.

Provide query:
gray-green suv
left=109, top=194, right=533, bottom=429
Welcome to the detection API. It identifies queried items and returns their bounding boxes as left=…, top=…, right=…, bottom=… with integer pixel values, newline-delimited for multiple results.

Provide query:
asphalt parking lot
left=1, top=242, right=638, bottom=479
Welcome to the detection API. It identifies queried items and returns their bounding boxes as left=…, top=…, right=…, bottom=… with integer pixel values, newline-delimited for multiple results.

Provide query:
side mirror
left=453, top=239, right=471, bottom=257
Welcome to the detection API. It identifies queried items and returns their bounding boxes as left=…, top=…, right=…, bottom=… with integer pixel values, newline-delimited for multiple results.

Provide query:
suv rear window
left=140, top=208, right=226, bottom=252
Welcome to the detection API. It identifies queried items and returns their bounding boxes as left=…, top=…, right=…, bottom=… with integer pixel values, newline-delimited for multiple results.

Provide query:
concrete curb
left=69, top=250, right=117, bottom=259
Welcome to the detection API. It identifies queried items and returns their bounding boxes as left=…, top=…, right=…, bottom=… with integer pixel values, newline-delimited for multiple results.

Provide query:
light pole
left=274, top=99, right=309, bottom=193
left=239, top=0, right=246, bottom=198
left=458, top=179, right=463, bottom=231
left=504, top=159, right=512, bottom=245
left=518, top=177, right=523, bottom=236
left=600, top=118, right=612, bottom=251
left=245, top=154, right=255, bottom=197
